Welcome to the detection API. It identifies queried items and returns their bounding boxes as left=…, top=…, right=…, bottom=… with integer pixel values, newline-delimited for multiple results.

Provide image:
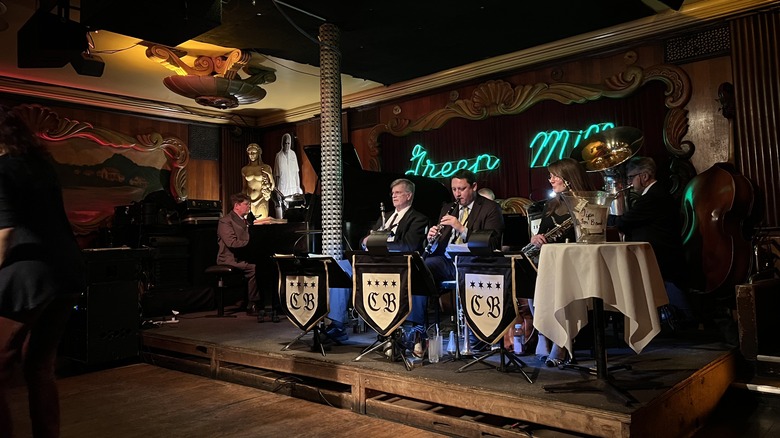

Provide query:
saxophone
left=521, top=217, right=574, bottom=264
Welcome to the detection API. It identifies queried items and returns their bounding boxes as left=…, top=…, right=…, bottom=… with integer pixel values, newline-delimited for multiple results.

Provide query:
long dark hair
left=0, top=105, right=50, bottom=158
left=545, top=157, right=598, bottom=216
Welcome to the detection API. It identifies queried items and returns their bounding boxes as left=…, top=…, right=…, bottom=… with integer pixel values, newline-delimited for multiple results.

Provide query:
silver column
left=319, top=23, right=343, bottom=259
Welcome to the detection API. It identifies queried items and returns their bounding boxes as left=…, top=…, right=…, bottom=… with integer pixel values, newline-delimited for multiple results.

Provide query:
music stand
left=351, top=249, right=437, bottom=371
left=440, top=231, right=501, bottom=364
left=274, top=254, right=351, bottom=356
left=453, top=252, right=533, bottom=383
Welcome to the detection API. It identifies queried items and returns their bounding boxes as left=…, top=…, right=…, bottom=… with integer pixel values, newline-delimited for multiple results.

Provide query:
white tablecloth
left=533, top=242, right=669, bottom=354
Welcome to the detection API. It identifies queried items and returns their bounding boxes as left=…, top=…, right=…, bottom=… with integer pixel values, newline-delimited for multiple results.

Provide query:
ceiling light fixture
left=146, top=45, right=276, bottom=109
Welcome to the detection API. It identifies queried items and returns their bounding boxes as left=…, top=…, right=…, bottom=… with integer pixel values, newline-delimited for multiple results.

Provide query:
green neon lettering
left=529, top=122, right=616, bottom=168
left=405, top=144, right=501, bottom=177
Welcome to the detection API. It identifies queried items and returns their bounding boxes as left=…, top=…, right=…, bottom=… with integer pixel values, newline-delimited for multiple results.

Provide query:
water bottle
left=513, top=323, right=524, bottom=354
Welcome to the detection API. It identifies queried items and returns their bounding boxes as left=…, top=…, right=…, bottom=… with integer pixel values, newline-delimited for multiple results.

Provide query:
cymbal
left=570, top=126, right=643, bottom=172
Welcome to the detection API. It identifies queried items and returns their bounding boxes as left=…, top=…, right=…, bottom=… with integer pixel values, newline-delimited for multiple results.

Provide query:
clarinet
left=521, top=217, right=574, bottom=260
left=424, top=202, right=459, bottom=256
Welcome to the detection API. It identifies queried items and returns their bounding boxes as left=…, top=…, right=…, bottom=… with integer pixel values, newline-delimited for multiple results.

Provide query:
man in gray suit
left=217, top=193, right=261, bottom=319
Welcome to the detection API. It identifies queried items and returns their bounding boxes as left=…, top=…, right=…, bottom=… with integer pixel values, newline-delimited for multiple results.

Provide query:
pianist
left=321, top=178, right=428, bottom=344
left=216, top=193, right=263, bottom=321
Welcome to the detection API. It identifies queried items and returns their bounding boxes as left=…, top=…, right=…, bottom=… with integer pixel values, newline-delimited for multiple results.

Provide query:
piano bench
left=204, top=265, right=244, bottom=318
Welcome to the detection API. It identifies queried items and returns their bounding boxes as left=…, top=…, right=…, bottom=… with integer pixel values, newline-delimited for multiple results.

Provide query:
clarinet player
left=528, top=158, right=598, bottom=366
left=418, top=170, right=504, bottom=334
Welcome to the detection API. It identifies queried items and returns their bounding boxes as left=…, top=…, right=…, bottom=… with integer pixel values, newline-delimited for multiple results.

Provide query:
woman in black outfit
left=528, top=158, right=598, bottom=367
left=0, top=105, right=86, bottom=438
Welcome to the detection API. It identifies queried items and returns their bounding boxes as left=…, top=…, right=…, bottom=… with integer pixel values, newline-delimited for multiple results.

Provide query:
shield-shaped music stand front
left=352, top=253, right=413, bottom=337
left=275, top=255, right=336, bottom=332
left=455, top=255, right=517, bottom=345
left=455, top=254, right=534, bottom=382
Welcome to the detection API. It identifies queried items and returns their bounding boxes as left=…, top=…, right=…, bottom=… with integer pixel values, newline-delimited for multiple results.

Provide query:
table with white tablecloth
left=533, top=242, right=669, bottom=357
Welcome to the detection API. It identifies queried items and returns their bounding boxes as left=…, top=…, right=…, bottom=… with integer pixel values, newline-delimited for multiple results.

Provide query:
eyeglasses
left=627, top=173, right=641, bottom=180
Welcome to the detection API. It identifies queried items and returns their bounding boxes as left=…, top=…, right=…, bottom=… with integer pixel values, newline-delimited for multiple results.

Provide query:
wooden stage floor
left=128, top=309, right=738, bottom=438
left=6, top=363, right=444, bottom=438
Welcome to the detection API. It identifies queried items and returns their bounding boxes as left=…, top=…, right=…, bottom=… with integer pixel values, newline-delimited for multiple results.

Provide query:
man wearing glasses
left=321, top=178, right=428, bottom=345
left=616, top=156, right=694, bottom=328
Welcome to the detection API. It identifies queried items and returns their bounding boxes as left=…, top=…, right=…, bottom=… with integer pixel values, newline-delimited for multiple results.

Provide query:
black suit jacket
left=431, top=195, right=504, bottom=254
left=616, top=182, right=686, bottom=285
left=367, top=207, right=429, bottom=253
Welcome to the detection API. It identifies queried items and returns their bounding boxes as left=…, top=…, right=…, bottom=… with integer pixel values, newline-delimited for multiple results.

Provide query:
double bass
left=681, top=162, right=761, bottom=296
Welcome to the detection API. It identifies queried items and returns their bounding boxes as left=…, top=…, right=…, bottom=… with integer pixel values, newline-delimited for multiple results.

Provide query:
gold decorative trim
left=13, top=104, right=189, bottom=201
left=367, top=55, right=693, bottom=171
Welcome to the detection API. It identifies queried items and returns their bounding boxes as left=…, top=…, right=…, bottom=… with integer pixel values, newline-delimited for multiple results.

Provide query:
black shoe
left=545, top=357, right=565, bottom=368
left=271, top=310, right=281, bottom=323
left=247, top=302, right=261, bottom=317
left=257, top=309, right=266, bottom=323
left=319, top=324, right=349, bottom=345
left=402, top=325, right=427, bottom=357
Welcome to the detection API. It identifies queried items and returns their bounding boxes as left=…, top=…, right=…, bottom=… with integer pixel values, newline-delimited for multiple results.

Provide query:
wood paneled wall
left=731, top=9, right=780, bottom=227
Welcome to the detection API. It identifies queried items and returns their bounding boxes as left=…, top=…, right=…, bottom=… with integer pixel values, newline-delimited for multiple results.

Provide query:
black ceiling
left=195, top=0, right=658, bottom=86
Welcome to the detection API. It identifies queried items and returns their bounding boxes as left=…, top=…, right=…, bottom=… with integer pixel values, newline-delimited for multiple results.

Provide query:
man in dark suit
left=416, top=169, right=505, bottom=327
left=217, top=193, right=262, bottom=320
left=322, top=179, right=429, bottom=344
left=361, top=178, right=429, bottom=252
left=616, top=156, right=693, bottom=324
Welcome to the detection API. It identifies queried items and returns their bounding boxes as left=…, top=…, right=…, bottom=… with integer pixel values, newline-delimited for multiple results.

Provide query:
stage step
left=366, top=393, right=583, bottom=438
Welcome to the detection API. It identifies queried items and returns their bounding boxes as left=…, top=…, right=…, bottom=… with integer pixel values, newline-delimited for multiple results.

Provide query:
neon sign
left=405, top=144, right=501, bottom=178
left=529, top=122, right=615, bottom=168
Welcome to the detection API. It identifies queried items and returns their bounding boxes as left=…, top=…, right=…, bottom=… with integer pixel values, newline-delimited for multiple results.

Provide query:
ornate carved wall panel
left=13, top=104, right=189, bottom=235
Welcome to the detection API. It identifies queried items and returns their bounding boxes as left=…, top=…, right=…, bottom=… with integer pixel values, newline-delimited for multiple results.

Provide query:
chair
left=204, top=265, right=244, bottom=318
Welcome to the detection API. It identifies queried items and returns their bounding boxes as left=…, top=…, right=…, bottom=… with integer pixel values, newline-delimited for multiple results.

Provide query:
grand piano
left=303, top=143, right=452, bottom=253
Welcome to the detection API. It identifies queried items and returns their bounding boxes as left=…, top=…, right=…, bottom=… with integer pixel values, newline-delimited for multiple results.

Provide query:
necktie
left=454, top=206, right=470, bottom=244
left=383, top=212, right=398, bottom=231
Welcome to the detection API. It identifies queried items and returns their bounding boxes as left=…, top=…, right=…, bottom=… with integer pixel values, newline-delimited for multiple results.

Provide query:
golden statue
left=242, top=143, right=275, bottom=220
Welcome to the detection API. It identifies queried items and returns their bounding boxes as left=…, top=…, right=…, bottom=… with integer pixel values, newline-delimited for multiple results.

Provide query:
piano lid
left=304, top=144, right=451, bottom=225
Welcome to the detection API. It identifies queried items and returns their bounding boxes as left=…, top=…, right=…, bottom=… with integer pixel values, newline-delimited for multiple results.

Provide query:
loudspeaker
left=80, top=0, right=222, bottom=47
left=17, top=12, right=86, bottom=68
left=60, top=249, right=147, bottom=365
left=61, top=280, right=139, bottom=365
left=71, top=52, right=105, bottom=77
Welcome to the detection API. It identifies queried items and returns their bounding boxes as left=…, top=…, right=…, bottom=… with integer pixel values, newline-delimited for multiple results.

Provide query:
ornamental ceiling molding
left=146, top=45, right=277, bottom=109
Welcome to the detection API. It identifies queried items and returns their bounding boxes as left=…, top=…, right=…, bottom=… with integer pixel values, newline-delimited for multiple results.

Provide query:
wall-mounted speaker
left=17, top=12, right=86, bottom=68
